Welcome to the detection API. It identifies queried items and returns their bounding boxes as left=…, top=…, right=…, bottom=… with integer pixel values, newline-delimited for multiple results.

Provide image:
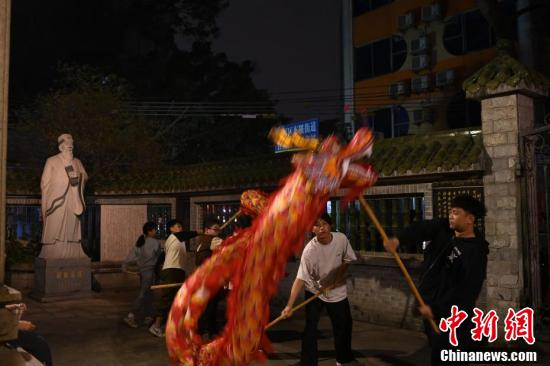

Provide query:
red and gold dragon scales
left=166, top=127, right=378, bottom=365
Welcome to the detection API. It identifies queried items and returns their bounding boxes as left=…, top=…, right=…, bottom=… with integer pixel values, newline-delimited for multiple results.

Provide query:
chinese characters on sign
left=432, top=183, right=485, bottom=235
left=439, top=306, right=535, bottom=346
left=274, top=118, right=320, bottom=153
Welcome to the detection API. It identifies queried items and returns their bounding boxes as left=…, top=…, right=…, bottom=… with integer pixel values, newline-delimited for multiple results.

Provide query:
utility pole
left=341, top=0, right=354, bottom=140
left=517, top=0, right=534, bottom=68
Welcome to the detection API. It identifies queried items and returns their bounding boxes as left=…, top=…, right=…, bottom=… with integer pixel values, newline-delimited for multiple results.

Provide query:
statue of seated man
left=39, top=133, right=88, bottom=259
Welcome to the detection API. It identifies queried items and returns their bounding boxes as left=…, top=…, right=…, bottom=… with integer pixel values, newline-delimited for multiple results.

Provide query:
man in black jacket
left=384, top=195, right=489, bottom=365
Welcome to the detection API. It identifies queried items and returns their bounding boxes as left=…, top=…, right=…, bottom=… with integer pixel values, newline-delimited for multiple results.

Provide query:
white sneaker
left=123, top=314, right=138, bottom=328
left=149, top=325, right=165, bottom=337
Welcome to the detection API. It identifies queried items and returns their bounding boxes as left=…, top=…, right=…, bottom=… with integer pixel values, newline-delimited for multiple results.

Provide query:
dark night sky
left=212, top=0, right=344, bottom=121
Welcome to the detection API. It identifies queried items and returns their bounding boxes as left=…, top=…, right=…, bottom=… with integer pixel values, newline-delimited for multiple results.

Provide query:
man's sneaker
left=149, top=325, right=164, bottom=337
left=123, top=315, right=138, bottom=329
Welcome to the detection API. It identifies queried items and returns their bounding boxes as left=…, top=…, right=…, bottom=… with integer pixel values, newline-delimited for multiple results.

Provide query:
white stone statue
left=39, top=134, right=88, bottom=259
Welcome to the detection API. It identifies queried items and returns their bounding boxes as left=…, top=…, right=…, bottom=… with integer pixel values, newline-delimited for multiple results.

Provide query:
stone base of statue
left=30, top=257, right=91, bottom=302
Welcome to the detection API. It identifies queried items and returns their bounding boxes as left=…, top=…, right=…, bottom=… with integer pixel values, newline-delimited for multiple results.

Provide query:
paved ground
left=19, top=289, right=549, bottom=365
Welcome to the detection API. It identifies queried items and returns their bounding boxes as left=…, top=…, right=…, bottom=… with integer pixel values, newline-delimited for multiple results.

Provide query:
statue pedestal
left=30, top=257, right=91, bottom=302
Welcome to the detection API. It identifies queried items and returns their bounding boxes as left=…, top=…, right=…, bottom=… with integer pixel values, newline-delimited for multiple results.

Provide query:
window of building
left=327, top=195, right=424, bottom=253
left=443, top=9, right=494, bottom=55
left=200, top=201, right=240, bottom=237
left=446, top=92, right=481, bottom=129
left=354, top=36, right=407, bottom=80
left=82, top=204, right=101, bottom=261
left=6, top=206, right=42, bottom=241
left=147, top=204, right=172, bottom=239
left=353, top=0, right=393, bottom=16
left=362, top=105, right=409, bottom=138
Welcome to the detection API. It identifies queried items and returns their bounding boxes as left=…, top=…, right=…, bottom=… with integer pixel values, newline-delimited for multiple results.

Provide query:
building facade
left=352, top=0, right=498, bottom=137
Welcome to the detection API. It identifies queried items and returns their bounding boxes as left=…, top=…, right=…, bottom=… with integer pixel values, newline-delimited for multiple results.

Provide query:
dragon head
left=270, top=127, right=377, bottom=195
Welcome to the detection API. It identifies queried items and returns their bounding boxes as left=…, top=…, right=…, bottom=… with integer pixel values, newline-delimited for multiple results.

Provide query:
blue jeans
left=133, top=269, right=156, bottom=318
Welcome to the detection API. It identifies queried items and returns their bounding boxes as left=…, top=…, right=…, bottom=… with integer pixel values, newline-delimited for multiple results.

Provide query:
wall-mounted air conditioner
left=421, top=3, right=442, bottom=22
left=411, top=36, right=430, bottom=55
left=411, top=75, right=431, bottom=93
left=435, top=69, right=456, bottom=87
left=411, top=109, right=433, bottom=124
left=389, top=81, right=410, bottom=98
left=412, top=54, right=430, bottom=71
left=398, top=12, right=415, bottom=31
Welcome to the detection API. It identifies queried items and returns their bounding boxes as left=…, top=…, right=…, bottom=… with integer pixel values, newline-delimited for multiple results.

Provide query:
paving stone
left=17, top=289, right=550, bottom=365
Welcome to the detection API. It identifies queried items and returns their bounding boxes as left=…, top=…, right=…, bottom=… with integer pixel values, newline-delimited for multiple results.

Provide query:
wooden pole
left=151, top=282, right=183, bottom=290
left=358, top=196, right=439, bottom=334
left=265, top=292, right=323, bottom=330
left=219, top=209, right=241, bottom=231
left=150, top=209, right=242, bottom=291
left=265, top=275, right=347, bottom=330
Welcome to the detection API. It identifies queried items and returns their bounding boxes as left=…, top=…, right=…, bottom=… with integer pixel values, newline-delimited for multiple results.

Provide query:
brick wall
left=272, top=257, right=426, bottom=331
left=347, top=257, right=424, bottom=330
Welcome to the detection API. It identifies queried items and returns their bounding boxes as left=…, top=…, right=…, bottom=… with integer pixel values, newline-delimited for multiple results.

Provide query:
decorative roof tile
left=370, top=128, right=483, bottom=178
left=463, top=40, right=549, bottom=98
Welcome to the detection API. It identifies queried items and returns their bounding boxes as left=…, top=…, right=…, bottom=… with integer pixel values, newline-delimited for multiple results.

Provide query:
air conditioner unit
left=411, top=36, right=430, bottom=55
left=411, top=109, right=433, bottom=124
left=398, top=12, right=415, bottom=31
left=421, top=3, right=442, bottom=22
left=435, top=69, right=456, bottom=87
left=411, top=75, right=431, bottom=93
left=389, top=81, right=410, bottom=98
left=412, top=55, right=430, bottom=71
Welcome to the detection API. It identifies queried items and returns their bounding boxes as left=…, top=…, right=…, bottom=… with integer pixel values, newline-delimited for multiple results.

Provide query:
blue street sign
left=274, top=118, right=320, bottom=153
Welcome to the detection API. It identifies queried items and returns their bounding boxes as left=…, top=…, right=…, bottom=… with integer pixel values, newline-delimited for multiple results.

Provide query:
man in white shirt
left=281, top=212, right=358, bottom=366
left=149, top=219, right=199, bottom=337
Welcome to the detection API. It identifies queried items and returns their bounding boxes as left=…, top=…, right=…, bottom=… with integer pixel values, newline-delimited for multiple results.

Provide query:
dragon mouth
left=342, top=127, right=376, bottom=163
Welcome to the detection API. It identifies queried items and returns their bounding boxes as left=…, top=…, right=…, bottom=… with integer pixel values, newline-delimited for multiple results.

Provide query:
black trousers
left=425, top=319, right=473, bottom=366
left=301, top=291, right=354, bottom=366
left=158, top=268, right=186, bottom=322
left=8, top=330, right=53, bottom=366
left=198, top=289, right=227, bottom=337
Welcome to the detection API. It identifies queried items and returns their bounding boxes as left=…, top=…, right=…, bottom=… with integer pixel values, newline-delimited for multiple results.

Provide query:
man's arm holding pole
left=280, top=278, right=304, bottom=319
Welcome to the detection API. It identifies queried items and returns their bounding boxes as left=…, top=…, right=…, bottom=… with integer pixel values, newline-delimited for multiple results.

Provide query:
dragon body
left=166, top=128, right=378, bottom=365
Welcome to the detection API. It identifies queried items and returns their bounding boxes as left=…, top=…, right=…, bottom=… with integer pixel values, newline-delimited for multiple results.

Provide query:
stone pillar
left=0, top=0, right=10, bottom=285
left=0, top=1, right=22, bottom=359
left=481, top=93, right=535, bottom=319
left=463, top=42, right=550, bottom=334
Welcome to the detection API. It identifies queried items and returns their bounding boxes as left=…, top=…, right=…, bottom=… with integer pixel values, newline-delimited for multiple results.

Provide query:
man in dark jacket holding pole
left=384, top=194, right=489, bottom=365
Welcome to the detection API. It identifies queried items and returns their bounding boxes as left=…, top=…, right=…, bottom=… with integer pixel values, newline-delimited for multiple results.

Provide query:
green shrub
left=5, top=239, right=41, bottom=267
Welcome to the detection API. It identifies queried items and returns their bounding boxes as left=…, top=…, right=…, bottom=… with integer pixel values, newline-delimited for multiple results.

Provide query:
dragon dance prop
left=218, top=189, right=268, bottom=231
left=165, top=127, right=378, bottom=365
